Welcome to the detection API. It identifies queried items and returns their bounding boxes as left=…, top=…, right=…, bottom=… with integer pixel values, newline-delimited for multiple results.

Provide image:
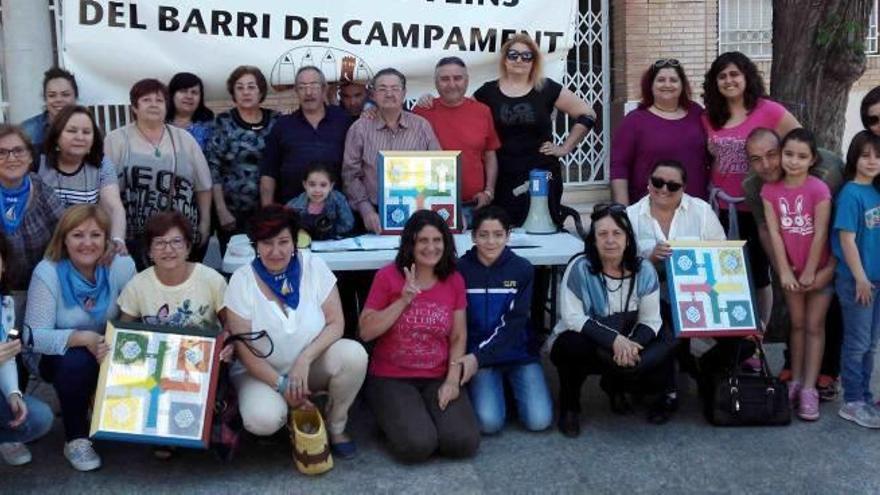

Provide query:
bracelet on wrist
left=482, top=189, right=494, bottom=200
left=8, top=390, right=23, bottom=400
left=276, top=373, right=289, bottom=395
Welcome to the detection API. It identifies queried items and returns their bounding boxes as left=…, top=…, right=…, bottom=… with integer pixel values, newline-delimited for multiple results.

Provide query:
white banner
left=62, top=0, right=579, bottom=105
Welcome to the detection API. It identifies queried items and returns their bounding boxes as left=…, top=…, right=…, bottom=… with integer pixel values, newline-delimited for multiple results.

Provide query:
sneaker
left=817, top=375, right=839, bottom=402
left=64, top=439, right=102, bottom=471
left=838, top=402, right=880, bottom=429
left=779, top=368, right=793, bottom=383
left=788, top=381, right=802, bottom=408
left=0, top=442, right=32, bottom=466
left=798, top=388, right=820, bottom=421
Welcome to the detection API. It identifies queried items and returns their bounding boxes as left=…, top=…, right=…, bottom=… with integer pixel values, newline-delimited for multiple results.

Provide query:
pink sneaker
left=798, top=388, right=820, bottom=421
left=788, top=381, right=802, bottom=408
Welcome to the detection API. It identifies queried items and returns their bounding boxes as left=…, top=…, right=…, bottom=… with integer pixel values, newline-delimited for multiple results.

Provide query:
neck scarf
left=0, top=175, right=31, bottom=234
left=57, top=258, right=111, bottom=320
left=252, top=255, right=301, bottom=310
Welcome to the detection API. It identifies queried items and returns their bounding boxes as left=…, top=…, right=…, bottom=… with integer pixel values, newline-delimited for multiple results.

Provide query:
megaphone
left=513, top=169, right=557, bottom=234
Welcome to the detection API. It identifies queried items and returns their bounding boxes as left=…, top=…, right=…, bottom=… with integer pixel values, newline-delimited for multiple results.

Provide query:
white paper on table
left=310, top=235, right=400, bottom=252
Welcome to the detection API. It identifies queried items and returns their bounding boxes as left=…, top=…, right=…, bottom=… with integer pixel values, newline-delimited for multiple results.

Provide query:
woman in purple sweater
left=611, top=60, right=709, bottom=205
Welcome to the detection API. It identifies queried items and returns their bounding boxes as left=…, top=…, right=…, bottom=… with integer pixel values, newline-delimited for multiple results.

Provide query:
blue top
left=832, top=182, right=880, bottom=282
left=458, top=246, right=538, bottom=367
left=260, top=105, right=353, bottom=205
left=286, top=189, right=354, bottom=240
left=182, top=121, right=214, bottom=151
left=24, top=255, right=137, bottom=356
left=20, top=112, right=49, bottom=152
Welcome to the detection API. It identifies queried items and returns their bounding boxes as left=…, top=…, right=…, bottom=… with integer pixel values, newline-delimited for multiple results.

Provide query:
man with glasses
left=342, top=68, right=440, bottom=234
left=742, top=127, right=845, bottom=400
left=414, top=57, right=500, bottom=227
left=260, top=66, right=353, bottom=206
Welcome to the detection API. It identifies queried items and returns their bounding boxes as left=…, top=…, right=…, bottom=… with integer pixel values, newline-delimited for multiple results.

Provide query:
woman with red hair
left=223, top=205, right=366, bottom=459
left=611, top=60, right=709, bottom=205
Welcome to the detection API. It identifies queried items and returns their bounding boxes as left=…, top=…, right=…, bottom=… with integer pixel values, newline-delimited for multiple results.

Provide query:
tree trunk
left=771, top=0, right=873, bottom=154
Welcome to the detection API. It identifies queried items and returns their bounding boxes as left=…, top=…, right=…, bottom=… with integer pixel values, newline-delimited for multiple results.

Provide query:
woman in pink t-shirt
left=761, top=129, right=834, bottom=422
left=701, top=51, right=800, bottom=327
left=359, top=210, right=479, bottom=463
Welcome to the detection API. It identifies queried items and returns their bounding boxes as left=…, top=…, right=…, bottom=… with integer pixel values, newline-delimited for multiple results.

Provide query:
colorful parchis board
left=664, top=240, right=760, bottom=338
left=377, top=151, right=462, bottom=233
left=89, top=321, right=221, bottom=448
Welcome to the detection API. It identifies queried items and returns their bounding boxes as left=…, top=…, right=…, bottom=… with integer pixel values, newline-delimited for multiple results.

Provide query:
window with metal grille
left=718, top=0, right=773, bottom=59
left=867, top=0, right=879, bottom=54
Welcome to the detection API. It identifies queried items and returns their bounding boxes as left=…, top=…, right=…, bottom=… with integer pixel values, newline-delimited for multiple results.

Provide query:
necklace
left=600, top=272, right=625, bottom=293
left=135, top=124, right=166, bottom=158
left=652, top=103, right=680, bottom=114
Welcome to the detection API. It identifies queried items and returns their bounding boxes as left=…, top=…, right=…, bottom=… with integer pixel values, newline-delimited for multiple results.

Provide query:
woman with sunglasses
left=611, top=59, right=709, bottom=205
left=224, top=205, right=366, bottom=459
left=23, top=205, right=136, bottom=471
left=549, top=203, right=673, bottom=437
left=473, top=33, right=596, bottom=226
left=626, top=160, right=725, bottom=421
left=859, top=86, right=880, bottom=136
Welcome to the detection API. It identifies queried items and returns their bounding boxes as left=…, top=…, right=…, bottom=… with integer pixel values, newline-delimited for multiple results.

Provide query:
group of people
left=608, top=51, right=880, bottom=433
left=0, top=33, right=597, bottom=469
left=2, top=34, right=879, bottom=474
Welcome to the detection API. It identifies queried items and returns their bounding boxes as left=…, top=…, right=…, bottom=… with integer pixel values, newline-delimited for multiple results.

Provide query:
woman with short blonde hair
left=24, top=204, right=136, bottom=471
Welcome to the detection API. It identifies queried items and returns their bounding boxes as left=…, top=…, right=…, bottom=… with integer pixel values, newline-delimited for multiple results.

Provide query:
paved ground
left=2, top=343, right=879, bottom=494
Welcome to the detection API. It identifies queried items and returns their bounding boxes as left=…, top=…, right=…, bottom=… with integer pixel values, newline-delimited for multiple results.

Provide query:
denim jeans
left=467, top=361, right=553, bottom=434
left=0, top=394, right=53, bottom=444
left=837, top=277, right=880, bottom=403
left=39, top=348, right=99, bottom=441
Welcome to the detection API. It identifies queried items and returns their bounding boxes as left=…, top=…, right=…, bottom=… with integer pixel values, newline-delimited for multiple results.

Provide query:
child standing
left=761, top=128, right=834, bottom=421
left=286, top=162, right=354, bottom=240
left=833, top=130, right=880, bottom=429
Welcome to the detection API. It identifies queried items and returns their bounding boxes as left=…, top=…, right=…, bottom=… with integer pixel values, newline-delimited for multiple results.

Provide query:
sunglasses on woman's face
left=506, top=50, right=535, bottom=63
left=653, top=59, right=680, bottom=69
left=650, top=176, right=684, bottom=192
left=591, top=202, right=627, bottom=220
left=868, top=115, right=880, bottom=126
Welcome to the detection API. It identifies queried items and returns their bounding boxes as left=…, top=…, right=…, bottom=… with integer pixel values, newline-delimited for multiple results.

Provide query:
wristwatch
left=482, top=189, right=494, bottom=200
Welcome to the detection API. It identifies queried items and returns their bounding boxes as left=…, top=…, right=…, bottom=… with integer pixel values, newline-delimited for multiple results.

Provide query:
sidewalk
left=2, top=344, right=878, bottom=494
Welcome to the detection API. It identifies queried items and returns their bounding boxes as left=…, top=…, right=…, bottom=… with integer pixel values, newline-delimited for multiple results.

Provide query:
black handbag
left=707, top=341, right=791, bottom=426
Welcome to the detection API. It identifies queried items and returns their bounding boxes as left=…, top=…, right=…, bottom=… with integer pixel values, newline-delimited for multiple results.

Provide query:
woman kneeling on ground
left=360, top=210, right=480, bottom=463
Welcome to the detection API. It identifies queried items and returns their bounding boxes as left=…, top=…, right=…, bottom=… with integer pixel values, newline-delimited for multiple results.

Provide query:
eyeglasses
left=0, top=147, right=28, bottom=161
left=295, top=82, right=322, bottom=91
left=653, top=59, right=681, bottom=69
left=506, top=50, right=535, bottom=63
left=225, top=330, right=274, bottom=359
left=151, top=237, right=187, bottom=251
left=373, top=85, right=403, bottom=94
left=650, top=176, right=684, bottom=192
left=868, top=115, right=880, bottom=126
left=591, top=202, right=627, bottom=220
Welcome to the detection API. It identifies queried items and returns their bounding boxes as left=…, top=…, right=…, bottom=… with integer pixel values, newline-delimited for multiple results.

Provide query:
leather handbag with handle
left=707, top=340, right=791, bottom=426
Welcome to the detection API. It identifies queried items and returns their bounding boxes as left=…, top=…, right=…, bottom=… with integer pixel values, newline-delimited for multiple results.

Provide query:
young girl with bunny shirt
left=761, top=128, right=834, bottom=421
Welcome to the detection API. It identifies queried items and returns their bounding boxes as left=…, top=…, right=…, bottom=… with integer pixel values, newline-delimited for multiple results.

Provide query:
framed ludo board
left=377, top=151, right=462, bottom=233
left=90, top=321, right=222, bottom=448
left=665, top=240, right=760, bottom=338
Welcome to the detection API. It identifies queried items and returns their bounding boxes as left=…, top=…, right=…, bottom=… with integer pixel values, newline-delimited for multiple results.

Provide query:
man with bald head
left=742, top=127, right=844, bottom=400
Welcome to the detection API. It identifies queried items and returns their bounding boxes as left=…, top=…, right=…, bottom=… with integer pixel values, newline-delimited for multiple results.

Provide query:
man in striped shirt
left=342, top=68, right=440, bottom=234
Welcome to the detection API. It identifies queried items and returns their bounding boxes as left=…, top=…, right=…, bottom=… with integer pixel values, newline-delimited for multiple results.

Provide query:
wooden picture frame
left=377, top=150, right=462, bottom=233
left=89, top=321, right=222, bottom=449
left=664, top=240, right=761, bottom=338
